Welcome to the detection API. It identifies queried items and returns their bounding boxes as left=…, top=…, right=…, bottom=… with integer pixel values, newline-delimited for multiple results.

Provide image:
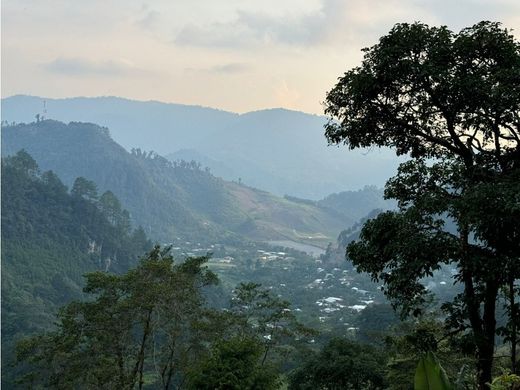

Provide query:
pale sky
left=2, top=0, right=519, bottom=114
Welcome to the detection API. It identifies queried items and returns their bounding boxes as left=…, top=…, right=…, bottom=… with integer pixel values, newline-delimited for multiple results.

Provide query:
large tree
left=16, top=246, right=218, bottom=389
left=324, top=21, right=520, bottom=389
left=288, top=338, right=387, bottom=390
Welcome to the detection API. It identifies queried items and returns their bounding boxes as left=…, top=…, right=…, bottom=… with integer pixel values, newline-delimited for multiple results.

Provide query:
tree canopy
left=16, top=246, right=219, bottom=389
left=288, top=338, right=387, bottom=390
left=324, top=21, right=520, bottom=389
left=325, top=21, right=520, bottom=167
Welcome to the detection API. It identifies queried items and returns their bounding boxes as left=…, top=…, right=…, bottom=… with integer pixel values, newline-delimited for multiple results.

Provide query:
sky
left=2, top=0, right=519, bottom=114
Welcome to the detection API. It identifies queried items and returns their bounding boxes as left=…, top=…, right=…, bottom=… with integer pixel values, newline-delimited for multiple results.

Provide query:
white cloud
left=174, top=0, right=341, bottom=48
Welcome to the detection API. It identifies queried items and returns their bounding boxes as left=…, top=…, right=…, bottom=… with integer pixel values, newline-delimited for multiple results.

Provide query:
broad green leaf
left=414, top=352, right=453, bottom=390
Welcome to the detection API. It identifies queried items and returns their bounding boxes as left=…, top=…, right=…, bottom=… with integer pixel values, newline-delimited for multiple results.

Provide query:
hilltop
left=2, top=95, right=401, bottom=199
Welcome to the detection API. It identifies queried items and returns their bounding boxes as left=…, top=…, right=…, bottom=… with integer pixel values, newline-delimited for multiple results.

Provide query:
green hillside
left=2, top=120, right=356, bottom=247
left=1, top=151, right=152, bottom=386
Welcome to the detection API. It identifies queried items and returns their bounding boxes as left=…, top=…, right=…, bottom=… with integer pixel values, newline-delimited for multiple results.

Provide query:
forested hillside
left=2, top=120, right=362, bottom=247
left=1, top=151, right=152, bottom=386
left=1, top=149, right=400, bottom=389
left=318, top=186, right=395, bottom=222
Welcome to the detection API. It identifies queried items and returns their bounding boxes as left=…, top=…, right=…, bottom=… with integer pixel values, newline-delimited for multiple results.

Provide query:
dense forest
left=1, top=150, right=398, bottom=388
left=1, top=151, right=152, bottom=386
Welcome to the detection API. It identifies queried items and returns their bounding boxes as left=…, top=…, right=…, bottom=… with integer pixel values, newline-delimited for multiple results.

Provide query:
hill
left=318, top=186, right=396, bottom=222
left=2, top=95, right=402, bottom=199
left=1, top=120, right=357, bottom=248
left=1, top=151, right=151, bottom=386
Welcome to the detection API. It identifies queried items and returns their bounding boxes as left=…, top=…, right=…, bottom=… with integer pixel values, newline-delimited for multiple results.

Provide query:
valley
left=3, top=4, right=519, bottom=387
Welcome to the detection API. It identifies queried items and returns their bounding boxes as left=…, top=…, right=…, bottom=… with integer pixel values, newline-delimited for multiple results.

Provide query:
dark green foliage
left=324, top=21, right=520, bottom=389
left=348, top=208, right=457, bottom=315
left=1, top=151, right=151, bottom=388
left=355, top=304, right=400, bottom=343
left=288, top=338, right=387, bottom=390
left=227, top=282, right=315, bottom=367
left=71, top=176, right=98, bottom=200
left=324, top=21, right=520, bottom=163
left=384, top=319, right=475, bottom=389
left=1, top=120, right=227, bottom=242
left=198, top=278, right=320, bottom=387
left=14, top=247, right=319, bottom=389
left=186, top=337, right=281, bottom=390
left=4, top=149, right=38, bottom=175
left=346, top=159, right=519, bottom=387
left=15, top=246, right=218, bottom=389
left=98, top=190, right=131, bottom=233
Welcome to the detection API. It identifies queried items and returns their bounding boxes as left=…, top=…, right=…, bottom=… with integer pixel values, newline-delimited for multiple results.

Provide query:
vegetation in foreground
left=325, top=20, right=520, bottom=389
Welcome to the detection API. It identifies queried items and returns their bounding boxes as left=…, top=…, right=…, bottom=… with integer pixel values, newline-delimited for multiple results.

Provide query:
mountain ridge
left=2, top=94, right=324, bottom=117
left=2, top=119, right=368, bottom=248
left=2, top=95, right=402, bottom=199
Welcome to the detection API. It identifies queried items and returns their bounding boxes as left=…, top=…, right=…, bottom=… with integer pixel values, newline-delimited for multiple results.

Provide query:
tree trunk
left=130, top=309, right=153, bottom=390
left=138, top=312, right=152, bottom=390
left=117, top=342, right=126, bottom=388
left=161, top=344, right=175, bottom=390
left=476, top=282, right=498, bottom=390
left=510, top=277, right=517, bottom=374
left=460, top=228, right=498, bottom=389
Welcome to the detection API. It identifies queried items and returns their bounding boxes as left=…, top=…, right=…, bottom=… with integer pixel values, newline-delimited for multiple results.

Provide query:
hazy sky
left=2, top=0, right=519, bottom=114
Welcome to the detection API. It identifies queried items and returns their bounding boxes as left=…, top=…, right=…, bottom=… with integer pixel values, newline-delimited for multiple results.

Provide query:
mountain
left=1, top=95, right=237, bottom=155
left=1, top=95, right=402, bottom=199
left=1, top=120, right=359, bottom=248
left=318, top=186, right=396, bottom=222
left=1, top=151, right=152, bottom=386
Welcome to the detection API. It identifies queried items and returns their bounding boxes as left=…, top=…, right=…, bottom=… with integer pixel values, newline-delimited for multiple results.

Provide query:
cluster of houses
left=306, top=266, right=379, bottom=322
left=256, top=249, right=294, bottom=262
left=166, top=240, right=301, bottom=267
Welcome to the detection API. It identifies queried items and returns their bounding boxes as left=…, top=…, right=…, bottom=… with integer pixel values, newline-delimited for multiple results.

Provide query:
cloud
left=174, top=1, right=340, bottom=48
left=175, top=19, right=259, bottom=48
left=43, top=57, right=142, bottom=77
left=185, top=62, right=251, bottom=75
left=135, top=9, right=161, bottom=31
left=172, top=0, right=431, bottom=49
left=173, top=0, right=520, bottom=50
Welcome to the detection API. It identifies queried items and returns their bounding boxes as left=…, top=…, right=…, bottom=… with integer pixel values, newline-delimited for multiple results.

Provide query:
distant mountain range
left=2, top=120, right=389, bottom=248
left=2, top=95, right=403, bottom=199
